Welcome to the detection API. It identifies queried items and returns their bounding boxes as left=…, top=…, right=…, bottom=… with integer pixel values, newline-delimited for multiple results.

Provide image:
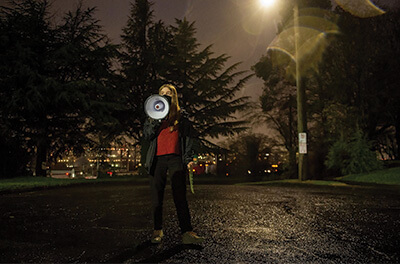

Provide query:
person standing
left=143, top=84, right=204, bottom=245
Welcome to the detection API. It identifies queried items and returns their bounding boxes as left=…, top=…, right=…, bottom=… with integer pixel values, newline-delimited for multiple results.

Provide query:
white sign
left=299, top=133, right=307, bottom=154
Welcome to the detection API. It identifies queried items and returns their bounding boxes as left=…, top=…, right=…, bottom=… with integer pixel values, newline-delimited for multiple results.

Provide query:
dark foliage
left=0, top=0, right=121, bottom=177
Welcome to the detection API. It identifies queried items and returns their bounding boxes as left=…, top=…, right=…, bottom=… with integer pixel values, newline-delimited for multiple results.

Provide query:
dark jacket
left=143, top=112, right=196, bottom=176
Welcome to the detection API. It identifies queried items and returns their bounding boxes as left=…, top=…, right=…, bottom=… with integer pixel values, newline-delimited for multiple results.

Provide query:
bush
left=325, top=130, right=382, bottom=175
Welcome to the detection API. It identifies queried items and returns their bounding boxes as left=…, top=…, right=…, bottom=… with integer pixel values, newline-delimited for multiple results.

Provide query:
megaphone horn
left=144, top=95, right=170, bottom=120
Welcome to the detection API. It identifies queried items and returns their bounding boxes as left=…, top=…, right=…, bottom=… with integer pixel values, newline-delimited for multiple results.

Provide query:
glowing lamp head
left=260, top=0, right=275, bottom=7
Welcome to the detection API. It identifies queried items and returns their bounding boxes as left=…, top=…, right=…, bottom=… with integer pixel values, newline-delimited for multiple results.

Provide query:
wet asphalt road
left=1, top=182, right=400, bottom=263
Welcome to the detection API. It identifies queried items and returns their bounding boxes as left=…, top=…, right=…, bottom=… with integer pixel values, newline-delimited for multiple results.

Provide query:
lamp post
left=260, top=0, right=308, bottom=180
left=293, top=3, right=307, bottom=181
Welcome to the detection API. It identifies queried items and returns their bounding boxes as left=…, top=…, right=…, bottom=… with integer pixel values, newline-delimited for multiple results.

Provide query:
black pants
left=150, top=154, right=193, bottom=233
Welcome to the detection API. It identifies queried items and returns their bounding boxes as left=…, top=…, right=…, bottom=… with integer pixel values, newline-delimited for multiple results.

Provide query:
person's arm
left=183, top=135, right=195, bottom=166
left=180, top=113, right=198, bottom=166
left=143, top=117, right=161, bottom=141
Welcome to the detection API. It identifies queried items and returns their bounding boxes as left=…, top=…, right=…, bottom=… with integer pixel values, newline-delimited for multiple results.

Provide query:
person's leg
left=169, top=156, right=193, bottom=233
left=150, top=156, right=168, bottom=231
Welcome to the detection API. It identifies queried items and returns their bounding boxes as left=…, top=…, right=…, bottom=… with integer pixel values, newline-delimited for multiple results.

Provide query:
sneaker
left=182, top=231, right=204, bottom=245
left=151, top=230, right=163, bottom=244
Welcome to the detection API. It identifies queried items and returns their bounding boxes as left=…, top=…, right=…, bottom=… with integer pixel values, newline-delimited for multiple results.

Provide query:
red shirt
left=156, top=121, right=180, bottom=156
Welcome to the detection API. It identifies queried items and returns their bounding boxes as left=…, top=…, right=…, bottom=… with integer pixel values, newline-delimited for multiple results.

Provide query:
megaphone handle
left=149, top=117, right=162, bottom=123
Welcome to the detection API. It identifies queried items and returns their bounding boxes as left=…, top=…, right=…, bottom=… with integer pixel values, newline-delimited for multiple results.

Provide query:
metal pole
left=294, top=3, right=307, bottom=181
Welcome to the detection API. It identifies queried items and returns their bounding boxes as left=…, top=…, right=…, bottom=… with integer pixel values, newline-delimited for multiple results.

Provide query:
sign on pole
left=299, top=132, right=307, bottom=154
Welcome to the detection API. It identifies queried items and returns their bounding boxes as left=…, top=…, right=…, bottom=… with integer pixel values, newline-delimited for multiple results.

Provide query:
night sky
left=50, top=0, right=280, bottom=101
left=2, top=0, right=396, bottom=138
left=47, top=0, right=397, bottom=101
left=44, top=0, right=396, bottom=139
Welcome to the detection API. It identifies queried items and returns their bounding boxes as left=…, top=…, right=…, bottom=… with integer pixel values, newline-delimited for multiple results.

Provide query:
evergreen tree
left=54, top=3, right=122, bottom=155
left=120, top=1, right=252, bottom=154
left=0, top=0, right=120, bottom=177
left=166, top=18, right=252, bottom=150
left=119, top=0, right=173, bottom=140
left=0, top=0, right=58, bottom=177
left=119, top=0, right=175, bottom=170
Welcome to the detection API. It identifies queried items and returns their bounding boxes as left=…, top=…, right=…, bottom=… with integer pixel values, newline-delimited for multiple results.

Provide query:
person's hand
left=187, top=161, right=194, bottom=170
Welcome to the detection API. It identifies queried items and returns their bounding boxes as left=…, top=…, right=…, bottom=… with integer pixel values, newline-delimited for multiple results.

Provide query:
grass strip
left=237, top=179, right=349, bottom=187
left=0, top=175, right=147, bottom=193
left=337, top=167, right=400, bottom=185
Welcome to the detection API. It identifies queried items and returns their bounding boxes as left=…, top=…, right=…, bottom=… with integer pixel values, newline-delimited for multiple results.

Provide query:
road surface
left=1, top=182, right=399, bottom=263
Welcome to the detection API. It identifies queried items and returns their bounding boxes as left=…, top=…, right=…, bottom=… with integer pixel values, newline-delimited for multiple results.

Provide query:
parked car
left=50, top=168, right=76, bottom=179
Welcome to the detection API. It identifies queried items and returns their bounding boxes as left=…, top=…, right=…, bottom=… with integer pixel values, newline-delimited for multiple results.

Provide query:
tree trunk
left=394, top=114, right=400, bottom=160
left=139, top=137, right=149, bottom=176
left=288, top=148, right=297, bottom=178
left=35, top=138, right=48, bottom=177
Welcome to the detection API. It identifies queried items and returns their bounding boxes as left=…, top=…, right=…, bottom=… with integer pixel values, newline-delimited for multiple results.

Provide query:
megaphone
left=144, top=95, right=170, bottom=120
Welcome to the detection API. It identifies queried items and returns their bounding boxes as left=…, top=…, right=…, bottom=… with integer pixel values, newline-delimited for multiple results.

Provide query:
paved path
left=1, top=182, right=399, bottom=263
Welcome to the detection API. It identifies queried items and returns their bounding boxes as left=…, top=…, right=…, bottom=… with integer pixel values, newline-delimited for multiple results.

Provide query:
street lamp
left=261, top=0, right=308, bottom=180
left=292, top=3, right=308, bottom=181
left=259, top=0, right=276, bottom=8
